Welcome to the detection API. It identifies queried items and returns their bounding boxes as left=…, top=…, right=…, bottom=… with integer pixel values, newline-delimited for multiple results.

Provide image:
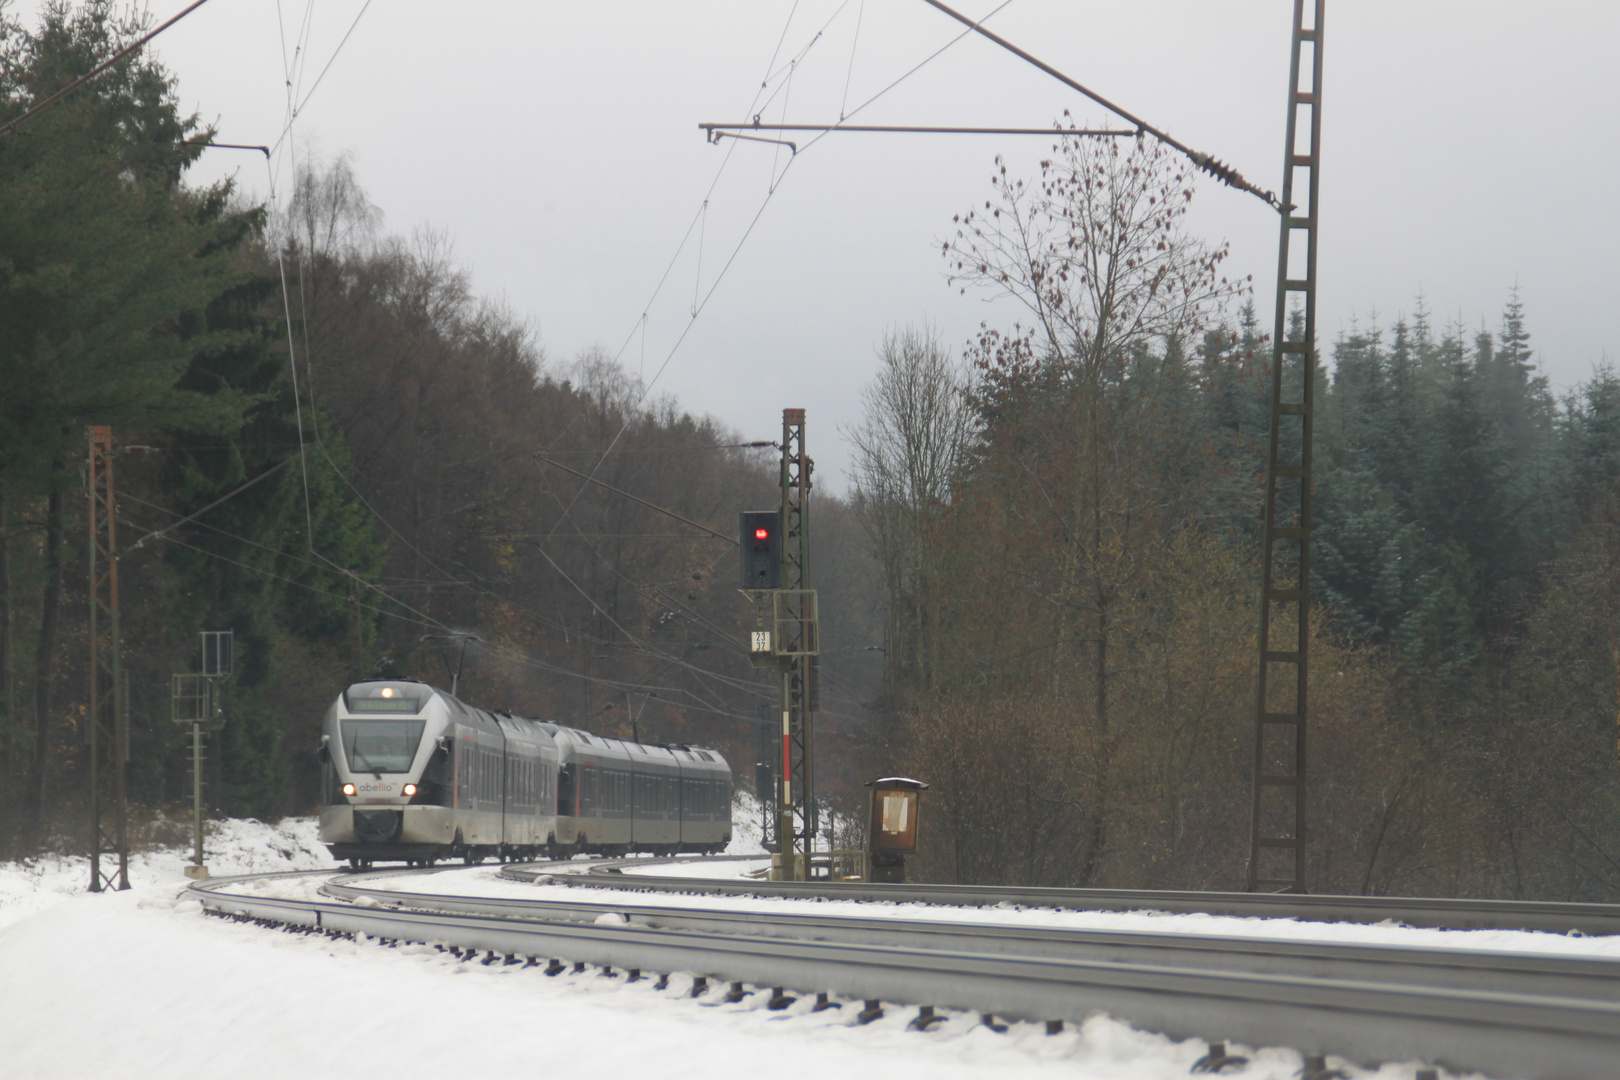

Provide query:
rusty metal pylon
left=87, top=426, right=129, bottom=891
left=1248, top=0, right=1324, bottom=894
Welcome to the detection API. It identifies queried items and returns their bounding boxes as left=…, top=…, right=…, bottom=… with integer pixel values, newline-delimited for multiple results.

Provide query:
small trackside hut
left=319, top=680, right=732, bottom=867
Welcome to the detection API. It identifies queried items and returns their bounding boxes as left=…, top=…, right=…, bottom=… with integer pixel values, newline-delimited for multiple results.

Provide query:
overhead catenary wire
left=523, top=3, right=892, bottom=583
left=303, top=435, right=871, bottom=717
left=292, top=436, right=847, bottom=713
left=0, top=0, right=214, bottom=139
left=480, top=4, right=1020, bottom=721
left=128, top=457, right=295, bottom=551
left=534, top=454, right=739, bottom=547
left=704, top=123, right=1134, bottom=138
left=840, top=0, right=866, bottom=120
left=915, top=0, right=1279, bottom=209
left=121, top=431, right=872, bottom=721
left=131, top=511, right=790, bottom=728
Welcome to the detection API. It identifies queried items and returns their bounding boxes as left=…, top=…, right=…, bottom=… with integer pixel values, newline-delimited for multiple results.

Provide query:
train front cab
left=320, top=680, right=458, bottom=865
left=320, top=682, right=561, bottom=865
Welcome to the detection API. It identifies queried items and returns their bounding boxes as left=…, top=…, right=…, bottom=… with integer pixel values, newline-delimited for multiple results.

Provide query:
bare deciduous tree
left=944, top=125, right=1246, bottom=373
left=846, top=323, right=972, bottom=693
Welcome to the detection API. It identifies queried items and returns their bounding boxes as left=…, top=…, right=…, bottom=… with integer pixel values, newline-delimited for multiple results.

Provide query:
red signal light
left=754, top=528, right=769, bottom=540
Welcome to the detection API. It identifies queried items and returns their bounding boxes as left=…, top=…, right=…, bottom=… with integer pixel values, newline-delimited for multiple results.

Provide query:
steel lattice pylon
left=87, top=426, right=129, bottom=892
left=775, top=409, right=817, bottom=878
left=1248, top=0, right=1324, bottom=894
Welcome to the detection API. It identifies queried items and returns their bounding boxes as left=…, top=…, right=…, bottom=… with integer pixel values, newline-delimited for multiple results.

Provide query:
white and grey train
left=319, top=680, right=733, bottom=867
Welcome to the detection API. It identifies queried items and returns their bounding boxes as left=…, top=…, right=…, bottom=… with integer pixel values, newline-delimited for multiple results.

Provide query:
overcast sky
left=20, top=1, right=1619, bottom=489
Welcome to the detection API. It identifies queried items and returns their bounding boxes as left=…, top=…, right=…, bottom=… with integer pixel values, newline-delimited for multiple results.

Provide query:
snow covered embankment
left=0, top=816, right=335, bottom=930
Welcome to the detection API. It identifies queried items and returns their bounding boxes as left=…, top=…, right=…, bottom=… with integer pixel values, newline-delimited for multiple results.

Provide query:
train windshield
left=340, top=720, right=425, bottom=774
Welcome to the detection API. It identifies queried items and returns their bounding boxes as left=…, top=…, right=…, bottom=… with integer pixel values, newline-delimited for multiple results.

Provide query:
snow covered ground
left=1, top=881, right=1390, bottom=1080
left=0, top=814, right=1517, bottom=1080
left=0, top=816, right=335, bottom=931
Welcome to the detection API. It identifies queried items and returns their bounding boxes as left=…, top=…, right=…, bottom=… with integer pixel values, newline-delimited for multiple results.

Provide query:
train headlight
left=403, top=783, right=417, bottom=797
left=342, top=783, right=356, bottom=796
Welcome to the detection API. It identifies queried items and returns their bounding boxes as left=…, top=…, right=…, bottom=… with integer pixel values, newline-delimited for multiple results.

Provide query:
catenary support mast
left=1247, top=0, right=1324, bottom=894
left=776, top=409, right=816, bottom=878
left=87, top=426, right=129, bottom=892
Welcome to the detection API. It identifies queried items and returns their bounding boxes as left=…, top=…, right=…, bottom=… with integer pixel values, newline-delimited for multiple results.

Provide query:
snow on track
left=344, top=862, right=1620, bottom=961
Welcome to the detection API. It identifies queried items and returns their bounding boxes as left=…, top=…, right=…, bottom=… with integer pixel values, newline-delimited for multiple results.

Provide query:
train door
left=558, top=762, right=576, bottom=817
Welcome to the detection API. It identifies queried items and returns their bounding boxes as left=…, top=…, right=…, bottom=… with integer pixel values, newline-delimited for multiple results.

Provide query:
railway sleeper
left=1297, top=1054, right=1348, bottom=1080
left=192, top=898, right=1468, bottom=1080
left=1191, top=1041, right=1248, bottom=1074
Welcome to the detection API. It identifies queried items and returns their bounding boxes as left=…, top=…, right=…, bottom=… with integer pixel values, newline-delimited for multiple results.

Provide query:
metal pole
left=110, top=516, right=127, bottom=892
left=778, top=668, right=793, bottom=875
left=88, top=445, right=100, bottom=893
left=86, top=427, right=129, bottom=891
left=1248, top=0, right=1323, bottom=894
left=192, top=720, right=203, bottom=867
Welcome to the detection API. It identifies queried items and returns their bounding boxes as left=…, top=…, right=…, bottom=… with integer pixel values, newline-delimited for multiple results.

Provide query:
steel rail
left=326, top=869, right=1620, bottom=1004
left=520, top=857, right=1620, bottom=937
left=189, top=869, right=1620, bottom=1080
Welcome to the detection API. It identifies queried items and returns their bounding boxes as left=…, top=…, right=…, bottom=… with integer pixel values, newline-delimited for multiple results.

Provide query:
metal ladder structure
left=1247, top=0, right=1324, bottom=894
left=87, top=425, right=129, bottom=892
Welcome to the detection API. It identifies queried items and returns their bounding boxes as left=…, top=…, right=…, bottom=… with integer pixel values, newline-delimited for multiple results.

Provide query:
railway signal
left=739, top=411, right=819, bottom=880
left=739, top=510, right=781, bottom=591
left=172, top=629, right=232, bottom=879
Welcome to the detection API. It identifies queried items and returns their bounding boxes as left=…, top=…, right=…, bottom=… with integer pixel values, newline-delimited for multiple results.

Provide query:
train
left=318, top=679, right=733, bottom=867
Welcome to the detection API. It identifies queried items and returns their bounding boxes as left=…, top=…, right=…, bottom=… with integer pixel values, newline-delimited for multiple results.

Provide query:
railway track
left=524, top=855, right=1620, bottom=936
left=189, top=862, right=1620, bottom=1080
